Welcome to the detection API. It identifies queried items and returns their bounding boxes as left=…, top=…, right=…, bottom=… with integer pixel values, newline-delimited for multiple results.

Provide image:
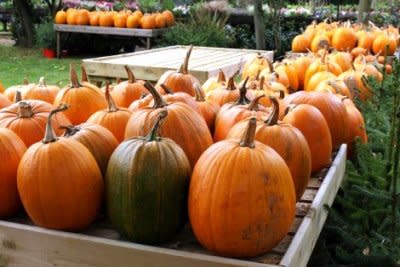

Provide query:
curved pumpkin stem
left=194, top=85, right=206, bottom=102
left=248, top=95, right=265, bottom=111
left=144, top=81, right=168, bottom=108
left=160, top=84, right=174, bottom=95
left=105, top=82, right=118, bottom=112
left=81, top=66, right=88, bottom=82
left=235, top=77, right=250, bottom=105
left=38, top=77, right=46, bottom=87
left=17, top=101, right=34, bottom=118
left=265, top=96, right=279, bottom=125
left=259, top=76, right=265, bottom=91
left=124, top=66, right=136, bottom=83
left=61, top=125, right=81, bottom=137
left=239, top=117, right=257, bottom=148
left=43, top=104, right=69, bottom=144
left=217, top=69, right=226, bottom=83
left=15, top=90, right=22, bottom=103
left=179, top=45, right=193, bottom=74
left=226, top=76, right=236, bottom=91
left=70, top=64, right=81, bottom=88
left=146, top=109, right=168, bottom=141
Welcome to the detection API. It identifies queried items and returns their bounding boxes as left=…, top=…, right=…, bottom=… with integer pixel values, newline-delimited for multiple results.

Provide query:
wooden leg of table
left=146, top=38, right=151, bottom=49
left=56, top=32, right=61, bottom=59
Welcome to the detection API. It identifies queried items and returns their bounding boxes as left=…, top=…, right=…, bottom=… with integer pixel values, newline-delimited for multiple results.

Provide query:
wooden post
left=253, top=0, right=266, bottom=50
left=56, top=31, right=61, bottom=58
left=358, top=0, right=372, bottom=24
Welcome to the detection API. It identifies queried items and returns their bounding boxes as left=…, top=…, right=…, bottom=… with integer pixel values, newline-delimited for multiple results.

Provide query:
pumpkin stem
left=278, top=89, right=285, bottom=99
left=105, top=82, right=118, bottom=112
left=226, top=76, right=236, bottom=91
left=70, top=64, right=81, bottom=88
left=144, top=81, right=168, bottom=108
left=38, top=77, right=46, bottom=87
left=267, top=58, right=273, bottom=72
left=239, top=117, right=257, bottom=148
left=248, top=94, right=265, bottom=110
left=160, top=84, right=174, bottom=95
left=43, top=104, right=69, bottom=144
left=81, top=66, right=88, bottom=82
left=194, top=85, right=206, bottom=102
left=259, top=76, right=265, bottom=91
left=146, top=109, right=168, bottom=141
left=124, top=66, right=136, bottom=83
left=60, top=125, right=80, bottom=137
left=217, top=69, right=226, bottom=83
left=116, top=77, right=122, bottom=84
left=180, top=45, right=193, bottom=74
left=15, top=90, right=22, bottom=103
left=17, top=101, right=34, bottom=118
left=265, top=96, right=279, bottom=125
left=284, top=104, right=297, bottom=116
left=235, top=77, right=250, bottom=105
left=23, top=77, right=29, bottom=85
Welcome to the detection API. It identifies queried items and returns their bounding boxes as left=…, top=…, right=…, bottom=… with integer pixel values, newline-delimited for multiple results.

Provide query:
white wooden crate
left=0, top=145, right=347, bottom=267
left=82, top=45, right=274, bottom=83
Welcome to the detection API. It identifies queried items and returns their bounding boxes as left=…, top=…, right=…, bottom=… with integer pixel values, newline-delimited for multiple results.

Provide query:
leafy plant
left=137, top=0, right=160, bottom=13
left=35, top=19, right=56, bottom=49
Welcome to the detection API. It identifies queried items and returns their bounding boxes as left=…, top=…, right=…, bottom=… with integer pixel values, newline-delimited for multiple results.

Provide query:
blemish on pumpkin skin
left=2, top=240, right=16, bottom=250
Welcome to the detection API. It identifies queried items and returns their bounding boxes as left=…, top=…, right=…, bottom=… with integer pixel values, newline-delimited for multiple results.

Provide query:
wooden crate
left=82, top=45, right=274, bottom=83
left=0, top=145, right=347, bottom=267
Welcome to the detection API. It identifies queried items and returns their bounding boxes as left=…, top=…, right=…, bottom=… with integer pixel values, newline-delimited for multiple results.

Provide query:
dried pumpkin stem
left=194, top=85, right=206, bottom=102
left=265, top=96, right=279, bottom=125
left=15, top=90, right=22, bottom=103
left=146, top=109, right=168, bottom=141
left=284, top=104, right=297, bottom=116
left=226, top=76, right=236, bottom=91
left=248, top=95, right=265, bottom=111
left=60, top=125, right=80, bottom=137
left=43, top=104, right=69, bottom=144
left=23, top=77, right=29, bottom=85
left=38, top=77, right=46, bottom=87
left=160, top=84, right=174, bottom=95
left=180, top=45, right=193, bottom=74
left=70, top=64, right=81, bottom=88
left=17, top=101, right=34, bottom=118
left=239, top=117, right=257, bottom=148
left=217, top=69, right=226, bottom=83
left=144, top=81, right=168, bottom=108
left=124, top=66, right=136, bottom=83
left=235, top=77, right=250, bottom=105
left=81, top=66, right=88, bottom=82
left=259, top=76, right=265, bottom=91
left=105, top=82, right=118, bottom=112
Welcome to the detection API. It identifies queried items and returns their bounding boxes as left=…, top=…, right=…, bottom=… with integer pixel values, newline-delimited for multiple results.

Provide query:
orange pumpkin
left=372, top=34, right=397, bottom=56
left=155, top=13, right=166, bottom=28
left=75, top=9, right=90, bottom=25
left=54, top=10, right=67, bottom=24
left=17, top=104, right=104, bottom=230
left=227, top=97, right=312, bottom=200
left=304, top=56, right=342, bottom=89
left=310, top=34, right=330, bottom=53
left=332, top=27, right=357, bottom=51
left=99, top=12, right=114, bottom=27
left=162, top=10, right=175, bottom=26
left=89, top=11, right=100, bottom=26
left=66, top=8, right=77, bottom=25
left=283, top=104, right=332, bottom=173
left=339, top=71, right=372, bottom=101
left=111, top=66, right=147, bottom=108
left=202, top=69, right=226, bottom=93
left=62, top=122, right=118, bottom=175
left=292, top=56, right=313, bottom=90
left=156, top=46, right=201, bottom=96
left=193, top=86, right=219, bottom=132
left=126, top=14, right=141, bottom=28
left=0, top=93, right=11, bottom=108
left=114, top=12, right=128, bottom=28
left=314, top=79, right=352, bottom=99
left=357, top=31, right=374, bottom=51
left=292, top=34, right=310, bottom=52
left=206, top=76, right=246, bottom=106
left=189, top=117, right=296, bottom=257
left=328, top=51, right=352, bottom=72
left=140, top=14, right=156, bottom=29
left=4, top=79, right=33, bottom=102
left=87, top=84, right=132, bottom=143
left=242, top=53, right=272, bottom=80
left=23, top=77, right=60, bottom=104
left=0, top=100, right=70, bottom=147
left=0, top=128, right=26, bottom=218
left=351, top=47, right=368, bottom=58
left=156, top=84, right=200, bottom=113
left=54, top=65, right=107, bottom=125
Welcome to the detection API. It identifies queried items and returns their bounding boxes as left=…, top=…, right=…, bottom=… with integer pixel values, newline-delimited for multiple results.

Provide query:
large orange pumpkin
left=283, top=104, right=332, bottom=173
left=87, top=84, right=132, bottom=143
left=99, top=12, right=114, bottom=27
left=140, top=14, right=156, bottom=29
left=332, top=27, right=357, bottom=51
left=54, top=10, right=67, bottom=24
left=156, top=46, right=201, bottom=96
left=156, top=84, right=200, bottom=113
left=54, top=64, right=107, bottom=125
left=0, top=128, right=26, bottom=218
left=89, top=11, right=100, bottom=26
left=162, top=10, right=175, bottom=26
left=227, top=96, right=312, bottom=200
left=17, top=104, right=103, bottom=230
left=372, top=34, right=397, bottom=56
left=126, top=14, right=141, bottom=28
left=292, top=34, right=310, bottom=52
left=23, top=77, right=60, bottom=104
left=75, top=9, right=90, bottom=25
left=125, top=82, right=212, bottom=168
left=0, top=100, right=70, bottom=147
left=189, top=118, right=296, bottom=257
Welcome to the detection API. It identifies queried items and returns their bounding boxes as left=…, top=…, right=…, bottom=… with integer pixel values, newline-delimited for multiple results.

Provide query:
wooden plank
left=279, top=144, right=347, bottom=267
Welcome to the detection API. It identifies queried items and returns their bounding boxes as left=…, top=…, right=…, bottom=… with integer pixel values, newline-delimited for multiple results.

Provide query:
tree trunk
left=253, top=0, right=266, bottom=50
left=14, top=0, right=35, bottom=47
left=358, top=0, right=372, bottom=24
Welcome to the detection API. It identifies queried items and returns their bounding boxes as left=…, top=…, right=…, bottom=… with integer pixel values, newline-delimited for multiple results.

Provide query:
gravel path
left=0, top=34, right=15, bottom=46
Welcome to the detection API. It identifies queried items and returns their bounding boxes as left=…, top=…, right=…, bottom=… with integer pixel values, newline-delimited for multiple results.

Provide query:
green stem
left=43, top=104, right=69, bottom=144
left=239, top=117, right=257, bottom=148
left=146, top=109, right=168, bottom=141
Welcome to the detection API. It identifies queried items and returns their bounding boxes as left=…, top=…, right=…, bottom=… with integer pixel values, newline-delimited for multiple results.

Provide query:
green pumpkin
left=106, top=110, right=191, bottom=244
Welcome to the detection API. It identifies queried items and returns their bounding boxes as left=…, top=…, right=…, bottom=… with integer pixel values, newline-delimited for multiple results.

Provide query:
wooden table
left=0, top=145, right=347, bottom=267
left=53, top=24, right=168, bottom=58
left=82, top=45, right=274, bottom=83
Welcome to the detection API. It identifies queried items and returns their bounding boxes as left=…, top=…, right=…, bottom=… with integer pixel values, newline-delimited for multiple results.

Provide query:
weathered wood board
left=0, top=145, right=347, bottom=267
left=82, top=45, right=274, bottom=83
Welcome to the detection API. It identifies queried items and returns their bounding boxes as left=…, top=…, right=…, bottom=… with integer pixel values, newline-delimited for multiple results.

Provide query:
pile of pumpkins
left=54, top=8, right=175, bottom=29
left=0, top=45, right=371, bottom=258
left=292, top=21, right=399, bottom=57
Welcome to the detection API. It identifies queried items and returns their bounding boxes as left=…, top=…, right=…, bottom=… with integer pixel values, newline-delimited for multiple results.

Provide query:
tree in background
left=253, top=0, right=266, bottom=49
left=358, top=0, right=372, bottom=24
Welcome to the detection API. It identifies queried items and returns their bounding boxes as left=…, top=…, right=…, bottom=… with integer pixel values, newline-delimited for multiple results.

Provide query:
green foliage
left=309, top=59, right=400, bottom=266
left=158, top=9, right=234, bottom=48
left=35, top=19, right=56, bottom=49
left=137, top=0, right=160, bottom=13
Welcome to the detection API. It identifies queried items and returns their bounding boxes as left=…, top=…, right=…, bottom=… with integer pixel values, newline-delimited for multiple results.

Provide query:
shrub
left=35, top=19, right=56, bottom=50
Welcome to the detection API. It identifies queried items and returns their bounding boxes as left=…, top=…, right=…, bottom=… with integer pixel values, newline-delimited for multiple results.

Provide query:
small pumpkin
left=162, top=10, right=175, bottom=26
left=17, top=104, right=104, bottom=230
left=55, top=10, right=67, bottom=24
left=23, top=77, right=60, bottom=104
left=89, top=11, right=100, bottom=26
left=114, top=12, right=128, bottom=28
left=156, top=84, right=200, bottom=113
left=189, top=117, right=296, bottom=257
left=292, top=34, right=310, bottom=52
left=372, top=34, right=397, bottom=56
left=76, top=9, right=90, bottom=25
left=126, top=13, right=141, bottom=28
left=331, top=26, right=357, bottom=51
left=4, top=78, right=33, bottom=102
left=99, top=12, right=114, bottom=27
left=202, top=70, right=226, bottom=93
left=140, top=14, right=156, bottom=29
left=242, top=53, right=272, bottom=80
left=206, top=75, right=246, bottom=106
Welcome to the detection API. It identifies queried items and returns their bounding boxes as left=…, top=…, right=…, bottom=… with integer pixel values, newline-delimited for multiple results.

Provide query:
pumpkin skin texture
left=23, top=77, right=60, bottom=104
left=62, top=123, right=118, bottom=176
left=162, top=10, right=175, bottom=26
left=55, top=10, right=67, bottom=24
left=54, top=65, right=107, bottom=125
left=156, top=46, right=200, bottom=97
left=0, top=100, right=71, bottom=147
left=206, top=76, right=247, bottom=107
left=87, top=84, right=132, bottom=143
left=227, top=97, right=311, bottom=201
left=342, top=98, right=367, bottom=156
left=0, top=93, right=11, bottom=108
left=0, top=128, right=27, bottom=218
left=282, top=91, right=349, bottom=150
left=292, top=34, right=310, bottom=52
left=332, top=27, right=357, bottom=51
left=125, top=82, right=212, bottom=168
left=155, top=84, right=200, bottom=114
left=283, top=104, right=332, bottom=173
left=106, top=110, right=190, bottom=244
left=194, top=86, right=219, bottom=133
left=189, top=118, right=296, bottom=258
left=17, top=105, right=104, bottom=230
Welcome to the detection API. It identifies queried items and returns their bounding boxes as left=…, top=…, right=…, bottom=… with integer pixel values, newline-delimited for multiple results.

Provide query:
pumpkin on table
left=0, top=128, right=26, bottom=218
left=106, top=110, right=190, bottom=244
left=17, top=104, right=104, bottom=230
left=189, top=118, right=296, bottom=257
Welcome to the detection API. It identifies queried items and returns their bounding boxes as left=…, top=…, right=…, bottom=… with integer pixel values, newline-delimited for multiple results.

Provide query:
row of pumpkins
left=0, top=46, right=370, bottom=258
left=291, top=21, right=399, bottom=57
left=54, top=9, right=175, bottom=29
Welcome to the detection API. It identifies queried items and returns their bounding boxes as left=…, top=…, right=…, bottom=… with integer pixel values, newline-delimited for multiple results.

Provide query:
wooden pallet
left=0, top=145, right=347, bottom=267
left=82, top=45, right=274, bottom=83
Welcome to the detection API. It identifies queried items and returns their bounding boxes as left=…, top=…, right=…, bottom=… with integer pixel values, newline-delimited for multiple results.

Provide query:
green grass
left=0, top=45, right=84, bottom=88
